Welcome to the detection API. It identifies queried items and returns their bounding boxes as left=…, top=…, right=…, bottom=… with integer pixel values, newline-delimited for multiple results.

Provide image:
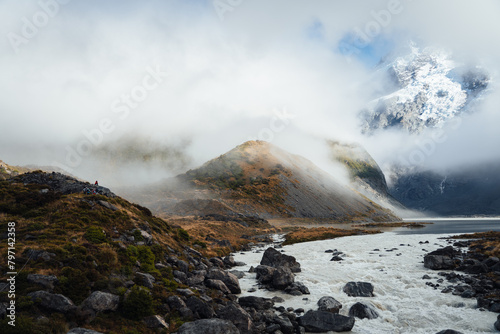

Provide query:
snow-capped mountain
left=361, top=44, right=490, bottom=133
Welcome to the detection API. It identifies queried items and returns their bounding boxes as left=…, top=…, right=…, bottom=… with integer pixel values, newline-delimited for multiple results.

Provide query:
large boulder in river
left=261, top=247, right=301, bottom=272
left=494, top=314, right=500, bottom=331
left=299, top=310, right=355, bottom=332
left=435, top=330, right=464, bottom=334
left=284, top=281, right=310, bottom=296
left=317, top=296, right=342, bottom=313
left=238, top=296, right=274, bottom=310
left=424, top=246, right=461, bottom=270
left=348, top=302, right=379, bottom=319
left=255, top=265, right=276, bottom=284
left=343, top=282, right=374, bottom=297
left=177, top=318, right=239, bottom=334
left=272, top=267, right=295, bottom=290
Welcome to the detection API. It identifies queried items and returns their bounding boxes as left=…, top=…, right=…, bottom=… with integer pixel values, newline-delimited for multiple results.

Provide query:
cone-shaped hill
left=131, top=141, right=399, bottom=222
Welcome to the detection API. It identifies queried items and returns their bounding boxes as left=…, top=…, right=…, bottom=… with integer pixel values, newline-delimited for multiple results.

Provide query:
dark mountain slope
left=389, top=161, right=500, bottom=216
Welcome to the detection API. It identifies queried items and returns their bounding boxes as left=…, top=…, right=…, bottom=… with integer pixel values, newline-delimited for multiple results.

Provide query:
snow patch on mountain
left=362, top=45, right=490, bottom=133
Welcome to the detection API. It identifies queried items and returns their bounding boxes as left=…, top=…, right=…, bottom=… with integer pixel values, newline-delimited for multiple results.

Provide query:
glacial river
left=234, top=219, right=500, bottom=333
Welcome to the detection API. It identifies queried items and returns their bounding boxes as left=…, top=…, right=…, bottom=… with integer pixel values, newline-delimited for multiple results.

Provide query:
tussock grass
left=283, top=227, right=381, bottom=245
left=450, top=231, right=500, bottom=257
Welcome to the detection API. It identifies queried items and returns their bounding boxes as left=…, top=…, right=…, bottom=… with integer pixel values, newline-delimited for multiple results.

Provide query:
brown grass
left=283, top=227, right=381, bottom=245
left=166, top=216, right=278, bottom=257
left=450, top=231, right=500, bottom=258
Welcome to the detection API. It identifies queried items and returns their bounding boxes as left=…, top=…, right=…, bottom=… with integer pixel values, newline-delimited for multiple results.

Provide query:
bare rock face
left=13, top=171, right=115, bottom=197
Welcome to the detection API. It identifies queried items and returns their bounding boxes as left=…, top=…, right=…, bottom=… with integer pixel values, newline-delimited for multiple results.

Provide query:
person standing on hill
left=95, top=180, right=98, bottom=186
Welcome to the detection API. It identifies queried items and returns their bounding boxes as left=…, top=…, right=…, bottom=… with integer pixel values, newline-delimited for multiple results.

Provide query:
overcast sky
left=1, top=0, right=499, bottom=185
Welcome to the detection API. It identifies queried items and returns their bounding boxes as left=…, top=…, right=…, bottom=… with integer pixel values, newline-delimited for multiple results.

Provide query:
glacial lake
left=396, top=217, right=500, bottom=235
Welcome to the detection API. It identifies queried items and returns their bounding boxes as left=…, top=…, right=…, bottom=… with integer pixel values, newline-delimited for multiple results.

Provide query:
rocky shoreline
left=423, top=238, right=500, bottom=331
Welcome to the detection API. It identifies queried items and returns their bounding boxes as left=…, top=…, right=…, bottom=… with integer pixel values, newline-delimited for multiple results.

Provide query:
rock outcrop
left=13, top=171, right=115, bottom=197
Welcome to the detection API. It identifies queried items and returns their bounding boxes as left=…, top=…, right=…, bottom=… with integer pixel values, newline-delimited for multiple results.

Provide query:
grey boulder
left=348, top=302, right=379, bottom=319
left=177, top=318, right=240, bottom=334
left=317, top=296, right=342, bottom=314
left=343, top=282, right=374, bottom=297
left=299, top=310, right=355, bottom=332
left=28, top=291, right=75, bottom=313
left=82, top=291, right=120, bottom=312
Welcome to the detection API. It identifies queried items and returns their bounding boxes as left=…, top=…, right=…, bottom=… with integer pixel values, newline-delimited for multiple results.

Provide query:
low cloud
left=0, top=0, right=499, bottom=186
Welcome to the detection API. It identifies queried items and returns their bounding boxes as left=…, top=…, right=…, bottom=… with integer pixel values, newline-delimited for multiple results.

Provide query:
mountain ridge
left=124, top=140, right=399, bottom=222
left=362, top=45, right=490, bottom=134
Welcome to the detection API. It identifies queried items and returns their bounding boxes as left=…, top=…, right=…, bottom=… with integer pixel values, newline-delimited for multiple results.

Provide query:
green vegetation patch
left=85, top=226, right=108, bottom=244
left=121, top=286, right=154, bottom=320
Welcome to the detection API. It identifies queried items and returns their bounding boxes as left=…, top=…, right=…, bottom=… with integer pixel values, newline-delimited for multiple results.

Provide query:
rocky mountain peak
left=362, top=45, right=490, bottom=134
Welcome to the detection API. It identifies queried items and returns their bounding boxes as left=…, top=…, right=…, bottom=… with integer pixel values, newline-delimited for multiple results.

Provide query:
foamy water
left=234, top=232, right=497, bottom=334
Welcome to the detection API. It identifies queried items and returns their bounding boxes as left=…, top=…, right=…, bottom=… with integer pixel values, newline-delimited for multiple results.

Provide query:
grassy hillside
left=0, top=172, right=248, bottom=333
left=177, top=141, right=292, bottom=216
